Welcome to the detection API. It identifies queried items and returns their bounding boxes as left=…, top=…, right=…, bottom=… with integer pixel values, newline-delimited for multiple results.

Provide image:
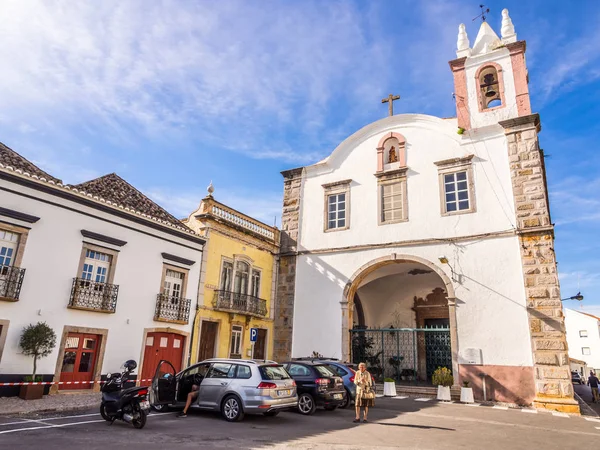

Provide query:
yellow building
left=183, top=187, right=279, bottom=364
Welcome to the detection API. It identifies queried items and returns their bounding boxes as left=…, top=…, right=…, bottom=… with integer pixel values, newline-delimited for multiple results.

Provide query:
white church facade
left=274, top=10, right=578, bottom=412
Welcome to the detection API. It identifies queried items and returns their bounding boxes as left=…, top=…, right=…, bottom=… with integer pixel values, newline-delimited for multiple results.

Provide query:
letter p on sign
left=250, top=328, right=258, bottom=342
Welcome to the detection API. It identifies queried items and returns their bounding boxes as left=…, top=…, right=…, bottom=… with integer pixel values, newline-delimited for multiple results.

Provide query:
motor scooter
left=100, top=360, right=150, bottom=429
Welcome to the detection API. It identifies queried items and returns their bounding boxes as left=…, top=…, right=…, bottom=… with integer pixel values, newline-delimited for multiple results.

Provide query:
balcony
left=68, top=278, right=119, bottom=313
left=212, top=290, right=268, bottom=317
left=154, top=293, right=192, bottom=324
left=0, top=265, right=26, bottom=301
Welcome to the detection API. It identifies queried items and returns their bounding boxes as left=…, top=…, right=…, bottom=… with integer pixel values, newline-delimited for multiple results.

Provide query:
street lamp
left=561, top=292, right=584, bottom=302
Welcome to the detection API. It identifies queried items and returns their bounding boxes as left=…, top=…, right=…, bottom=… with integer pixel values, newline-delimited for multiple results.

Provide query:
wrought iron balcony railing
left=212, top=290, right=268, bottom=317
left=68, top=278, right=119, bottom=313
left=154, top=293, right=191, bottom=324
left=0, top=265, right=26, bottom=301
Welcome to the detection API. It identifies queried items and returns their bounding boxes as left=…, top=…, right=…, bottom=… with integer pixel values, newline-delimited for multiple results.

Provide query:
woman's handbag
left=362, top=387, right=376, bottom=400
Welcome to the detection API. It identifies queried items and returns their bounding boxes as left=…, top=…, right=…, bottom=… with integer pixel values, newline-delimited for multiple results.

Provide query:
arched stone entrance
left=341, top=254, right=458, bottom=384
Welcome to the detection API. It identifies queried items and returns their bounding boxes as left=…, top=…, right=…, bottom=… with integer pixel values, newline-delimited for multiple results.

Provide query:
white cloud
left=0, top=0, right=396, bottom=164
left=550, top=176, right=600, bottom=226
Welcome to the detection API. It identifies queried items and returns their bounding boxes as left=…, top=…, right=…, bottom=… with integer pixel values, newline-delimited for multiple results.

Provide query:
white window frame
left=81, top=249, right=112, bottom=283
left=219, top=258, right=233, bottom=291
left=435, top=155, right=476, bottom=216
left=323, top=179, right=351, bottom=232
left=251, top=269, right=261, bottom=298
left=582, top=347, right=591, bottom=355
left=0, top=230, right=19, bottom=268
left=579, top=330, right=588, bottom=338
left=230, top=325, right=243, bottom=357
left=163, top=268, right=185, bottom=298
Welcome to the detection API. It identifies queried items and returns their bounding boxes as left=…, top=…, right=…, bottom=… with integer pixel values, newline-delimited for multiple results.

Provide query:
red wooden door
left=59, top=333, right=100, bottom=390
left=140, top=332, right=185, bottom=383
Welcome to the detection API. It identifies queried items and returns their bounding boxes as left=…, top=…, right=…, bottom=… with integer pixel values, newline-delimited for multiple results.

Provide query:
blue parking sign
left=250, top=328, right=258, bottom=342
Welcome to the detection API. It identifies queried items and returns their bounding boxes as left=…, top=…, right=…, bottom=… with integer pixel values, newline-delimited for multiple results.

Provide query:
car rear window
left=314, top=365, right=336, bottom=377
left=259, top=365, right=291, bottom=380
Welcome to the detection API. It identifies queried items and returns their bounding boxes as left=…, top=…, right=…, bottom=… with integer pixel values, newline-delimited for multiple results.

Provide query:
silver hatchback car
left=150, top=359, right=298, bottom=421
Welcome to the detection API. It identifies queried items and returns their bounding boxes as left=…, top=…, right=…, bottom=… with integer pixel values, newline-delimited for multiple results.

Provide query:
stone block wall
left=500, top=114, right=579, bottom=413
left=273, top=168, right=303, bottom=362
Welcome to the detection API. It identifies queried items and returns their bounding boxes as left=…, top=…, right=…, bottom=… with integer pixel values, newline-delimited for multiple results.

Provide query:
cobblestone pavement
left=0, top=392, right=101, bottom=416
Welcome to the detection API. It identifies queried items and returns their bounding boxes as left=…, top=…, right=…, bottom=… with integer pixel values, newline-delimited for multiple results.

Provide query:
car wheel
left=297, top=393, right=316, bottom=415
left=263, top=410, right=279, bottom=417
left=100, top=402, right=112, bottom=422
left=339, top=389, right=351, bottom=409
left=221, top=395, right=245, bottom=422
left=150, top=403, right=170, bottom=413
left=324, top=405, right=338, bottom=411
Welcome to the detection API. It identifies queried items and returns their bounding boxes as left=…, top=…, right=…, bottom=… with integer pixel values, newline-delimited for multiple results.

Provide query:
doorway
left=59, top=333, right=101, bottom=390
left=141, top=332, right=185, bottom=382
left=198, top=321, right=219, bottom=362
left=253, top=328, right=267, bottom=360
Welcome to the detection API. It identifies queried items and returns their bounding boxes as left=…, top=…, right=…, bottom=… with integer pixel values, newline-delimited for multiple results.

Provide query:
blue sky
left=0, top=0, right=598, bottom=314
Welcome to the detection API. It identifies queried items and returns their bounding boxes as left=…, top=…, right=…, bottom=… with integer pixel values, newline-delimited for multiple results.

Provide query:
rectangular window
left=220, top=261, right=233, bottom=291
left=163, top=269, right=185, bottom=298
left=0, top=230, right=19, bottom=268
left=251, top=270, right=261, bottom=298
left=444, top=171, right=470, bottom=213
left=327, top=193, right=346, bottom=230
left=582, top=347, right=591, bottom=355
left=579, top=330, right=588, bottom=338
left=381, top=182, right=403, bottom=223
left=81, top=249, right=112, bottom=283
left=230, top=325, right=243, bottom=356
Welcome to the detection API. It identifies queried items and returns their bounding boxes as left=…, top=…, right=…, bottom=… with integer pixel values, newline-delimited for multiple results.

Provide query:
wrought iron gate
left=350, top=327, right=451, bottom=383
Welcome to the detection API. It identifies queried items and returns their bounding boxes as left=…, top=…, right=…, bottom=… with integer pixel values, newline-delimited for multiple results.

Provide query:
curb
left=0, top=402, right=101, bottom=417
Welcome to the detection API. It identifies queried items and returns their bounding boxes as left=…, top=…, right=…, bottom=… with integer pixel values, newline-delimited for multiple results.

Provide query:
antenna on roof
left=473, top=4, right=490, bottom=22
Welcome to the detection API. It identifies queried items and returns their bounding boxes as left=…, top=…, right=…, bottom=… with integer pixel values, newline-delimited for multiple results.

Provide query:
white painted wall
left=0, top=178, right=203, bottom=377
left=299, top=115, right=516, bottom=252
left=292, top=235, right=533, bottom=367
left=290, top=113, right=533, bottom=369
left=565, top=309, right=600, bottom=371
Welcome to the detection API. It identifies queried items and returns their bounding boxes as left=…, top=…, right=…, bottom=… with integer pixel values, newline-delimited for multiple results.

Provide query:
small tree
left=19, top=322, right=57, bottom=381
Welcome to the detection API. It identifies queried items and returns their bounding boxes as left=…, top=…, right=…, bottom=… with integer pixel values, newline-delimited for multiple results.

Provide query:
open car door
left=150, top=360, right=177, bottom=406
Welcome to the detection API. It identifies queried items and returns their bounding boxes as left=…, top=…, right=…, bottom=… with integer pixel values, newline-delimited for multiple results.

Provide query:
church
left=273, top=9, right=578, bottom=412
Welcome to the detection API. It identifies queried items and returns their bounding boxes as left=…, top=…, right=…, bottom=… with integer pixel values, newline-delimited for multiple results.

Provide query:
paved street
left=1, top=397, right=599, bottom=449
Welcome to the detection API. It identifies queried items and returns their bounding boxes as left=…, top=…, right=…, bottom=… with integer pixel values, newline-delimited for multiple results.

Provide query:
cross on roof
left=381, top=94, right=400, bottom=117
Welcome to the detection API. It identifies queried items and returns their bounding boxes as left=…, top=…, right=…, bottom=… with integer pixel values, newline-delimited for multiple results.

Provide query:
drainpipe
left=480, top=372, right=486, bottom=402
left=187, top=238, right=207, bottom=367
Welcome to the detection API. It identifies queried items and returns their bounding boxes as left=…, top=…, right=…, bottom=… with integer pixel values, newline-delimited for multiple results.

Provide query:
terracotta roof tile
left=71, top=173, right=181, bottom=224
left=0, top=141, right=62, bottom=184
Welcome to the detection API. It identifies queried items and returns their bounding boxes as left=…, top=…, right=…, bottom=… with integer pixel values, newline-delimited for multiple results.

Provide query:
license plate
left=140, top=401, right=150, bottom=410
left=277, top=390, right=291, bottom=397
left=334, top=393, right=343, bottom=400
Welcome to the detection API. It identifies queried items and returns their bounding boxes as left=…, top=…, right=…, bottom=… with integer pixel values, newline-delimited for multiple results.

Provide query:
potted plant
left=388, top=356, right=403, bottom=381
left=432, top=367, right=453, bottom=401
left=18, top=322, right=56, bottom=400
left=460, top=380, right=474, bottom=403
left=383, top=377, right=397, bottom=397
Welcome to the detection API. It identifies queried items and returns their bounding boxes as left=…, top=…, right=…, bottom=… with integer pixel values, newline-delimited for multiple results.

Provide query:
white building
left=565, top=309, right=600, bottom=373
left=0, top=143, right=205, bottom=395
left=274, top=10, right=578, bottom=412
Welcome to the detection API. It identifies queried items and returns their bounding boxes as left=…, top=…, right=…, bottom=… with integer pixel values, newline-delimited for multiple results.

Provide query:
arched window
left=477, top=65, right=503, bottom=110
left=376, top=132, right=406, bottom=172
left=234, top=261, right=249, bottom=294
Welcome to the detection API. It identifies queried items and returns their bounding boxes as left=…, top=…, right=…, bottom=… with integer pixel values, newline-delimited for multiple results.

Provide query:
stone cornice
left=374, top=166, right=409, bottom=180
left=0, top=207, right=40, bottom=223
left=506, top=40, right=527, bottom=55
left=448, top=57, right=467, bottom=71
left=281, top=167, right=304, bottom=179
left=499, top=113, right=541, bottom=133
left=81, top=229, right=127, bottom=247
left=434, top=155, right=474, bottom=167
left=322, top=179, right=352, bottom=189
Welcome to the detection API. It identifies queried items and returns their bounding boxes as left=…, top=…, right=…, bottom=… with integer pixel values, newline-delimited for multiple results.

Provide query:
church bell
left=481, top=73, right=498, bottom=98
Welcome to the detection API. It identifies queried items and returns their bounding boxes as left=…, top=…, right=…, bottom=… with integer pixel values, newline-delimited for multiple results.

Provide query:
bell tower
left=450, top=9, right=531, bottom=130
left=450, top=10, right=580, bottom=413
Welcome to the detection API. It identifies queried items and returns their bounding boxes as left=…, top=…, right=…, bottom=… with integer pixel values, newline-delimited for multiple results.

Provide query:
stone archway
left=341, top=254, right=459, bottom=385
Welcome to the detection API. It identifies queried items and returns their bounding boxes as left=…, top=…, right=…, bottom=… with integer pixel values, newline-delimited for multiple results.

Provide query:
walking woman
left=354, top=362, right=375, bottom=423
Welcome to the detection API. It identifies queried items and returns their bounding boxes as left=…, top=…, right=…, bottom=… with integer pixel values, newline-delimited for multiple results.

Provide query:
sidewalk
left=0, top=392, right=101, bottom=416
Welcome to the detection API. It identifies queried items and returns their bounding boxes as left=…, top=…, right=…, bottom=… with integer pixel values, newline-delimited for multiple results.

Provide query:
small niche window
left=579, top=330, right=588, bottom=338
left=478, top=66, right=502, bottom=109
left=582, top=347, right=591, bottom=355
